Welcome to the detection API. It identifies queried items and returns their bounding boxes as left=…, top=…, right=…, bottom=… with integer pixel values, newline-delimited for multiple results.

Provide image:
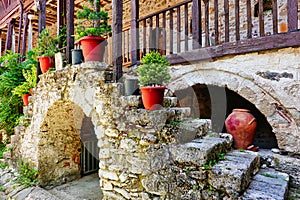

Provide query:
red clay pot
left=22, top=94, right=31, bottom=106
left=225, top=109, right=257, bottom=149
left=38, top=56, right=55, bottom=73
left=140, top=86, right=166, bottom=110
left=78, top=36, right=106, bottom=62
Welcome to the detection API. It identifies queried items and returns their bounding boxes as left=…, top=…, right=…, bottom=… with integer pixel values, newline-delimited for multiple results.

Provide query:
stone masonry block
left=209, top=150, right=260, bottom=197
left=170, top=135, right=231, bottom=167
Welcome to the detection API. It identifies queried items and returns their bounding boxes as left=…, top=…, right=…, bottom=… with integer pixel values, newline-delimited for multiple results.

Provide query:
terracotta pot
left=30, top=88, right=34, bottom=95
left=22, top=94, right=31, bottom=106
left=140, top=86, right=166, bottom=110
left=78, top=36, right=106, bottom=62
left=225, top=109, right=257, bottom=149
left=38, top=56, right=55, bottom=73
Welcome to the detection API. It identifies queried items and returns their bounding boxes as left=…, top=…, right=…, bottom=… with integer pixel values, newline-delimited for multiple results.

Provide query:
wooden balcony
left=112, top=0, right=300, bottom=66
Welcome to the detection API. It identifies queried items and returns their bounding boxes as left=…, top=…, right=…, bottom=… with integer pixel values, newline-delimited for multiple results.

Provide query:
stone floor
left=0, top=169, right=103, bottom=200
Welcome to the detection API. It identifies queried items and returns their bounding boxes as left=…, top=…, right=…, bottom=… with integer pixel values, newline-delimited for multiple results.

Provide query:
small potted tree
left=35, top=29, right=59, bottom=73
left=12, top=65, right=37, bottom=106
left=75, top=0, right=111, bottom=62
left=137, top=51, right=171, bottom=110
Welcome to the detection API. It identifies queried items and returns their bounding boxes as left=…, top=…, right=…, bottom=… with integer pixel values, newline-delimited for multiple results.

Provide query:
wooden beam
left=287, top=0, right=298, bottom=31
left=66, top=0, right=74, bottom=64
left=21, top=13, right=29, bottom=59
left=130, top=0, right=139, bottom=66
left=113, top=0, right=123, bottom=81
left=17, top=0, right=23, bottom=53
left=5, top=18, right=15, bottom=51
left=38, top=0, right=46, bottom=33
left=167, top=32, right=300, bottom=64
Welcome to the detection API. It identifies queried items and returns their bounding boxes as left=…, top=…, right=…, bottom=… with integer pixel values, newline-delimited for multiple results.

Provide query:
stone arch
left=37, top=99, right=99, bottom=186
left=169, top=68, right=299, bottom=152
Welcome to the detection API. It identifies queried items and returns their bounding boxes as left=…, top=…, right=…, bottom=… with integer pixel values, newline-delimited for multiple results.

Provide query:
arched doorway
left=175, top=84, right=278, bottom=149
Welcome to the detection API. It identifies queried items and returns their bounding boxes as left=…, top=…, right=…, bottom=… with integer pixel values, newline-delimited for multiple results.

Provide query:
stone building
left=0, top=0, right=300, bottom=199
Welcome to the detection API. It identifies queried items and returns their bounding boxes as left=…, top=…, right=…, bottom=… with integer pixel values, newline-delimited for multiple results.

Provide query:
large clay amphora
left=225, top=109, right=257, bottom=149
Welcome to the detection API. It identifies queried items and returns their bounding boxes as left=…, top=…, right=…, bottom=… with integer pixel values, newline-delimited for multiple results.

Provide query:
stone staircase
left=0, top=95, right=292, bottom=199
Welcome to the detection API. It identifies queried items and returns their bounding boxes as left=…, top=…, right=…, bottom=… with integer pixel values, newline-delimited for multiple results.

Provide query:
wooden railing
left=127, top=0, right=299, bottom=66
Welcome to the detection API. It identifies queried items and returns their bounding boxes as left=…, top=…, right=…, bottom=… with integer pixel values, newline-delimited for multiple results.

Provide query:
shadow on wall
left=175, top=84, right=278, bottom=149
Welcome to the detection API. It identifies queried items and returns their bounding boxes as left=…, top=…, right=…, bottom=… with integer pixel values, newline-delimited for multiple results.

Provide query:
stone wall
left=168, top=46, right=300, bottom=153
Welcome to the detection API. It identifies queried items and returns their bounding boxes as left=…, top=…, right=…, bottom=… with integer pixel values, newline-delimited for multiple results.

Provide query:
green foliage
left=0, top=162, right=8, bottom=169
left=12, top=65, right=37, bottom=97
left=203, top=153, right=225, bottom=170
left=137, top=51, right=171, bottom=86
left=0, top=185, right=4, bottom=191
left=262, top=173, right=277, bottom=179
left=0, top=142, right=6, bottom=159
left=35, top=29, right=59, bottom=57
left=16, top=160, right=38, bottom=187
left=0, top=51, right=36, bottom=136
left=76, top=2, right=111, bottom=39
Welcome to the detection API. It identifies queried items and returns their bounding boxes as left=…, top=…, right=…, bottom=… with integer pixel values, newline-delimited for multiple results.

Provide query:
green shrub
left=16, top=160, right=38, bottom=187
left=137, top=51, right=171, bottom=87
left=76, top=0, right=111, bottom=39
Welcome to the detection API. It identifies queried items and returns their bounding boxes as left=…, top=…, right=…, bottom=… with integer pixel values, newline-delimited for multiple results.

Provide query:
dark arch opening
left=175, top=84, right=278, bottom=149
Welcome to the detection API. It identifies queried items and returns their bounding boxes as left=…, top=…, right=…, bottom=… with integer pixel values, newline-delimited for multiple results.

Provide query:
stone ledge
left=242, top=168, right=289, bottom=200
left=170, top=135, right=232, bottom=167
left=209, top=150, right=260, bottom=197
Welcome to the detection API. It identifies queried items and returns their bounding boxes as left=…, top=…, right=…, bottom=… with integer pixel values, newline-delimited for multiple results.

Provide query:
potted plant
left=35, top=29, right=59, bottom=73
left=12, top=64, right=37, bottom=106
left=137, top=51, right=171, bottom=110
left=75, top=0, right=111, bottom=62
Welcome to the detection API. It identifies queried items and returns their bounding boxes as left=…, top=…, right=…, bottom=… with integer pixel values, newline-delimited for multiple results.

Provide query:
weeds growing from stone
left=16, top=160, right=38, bottom=187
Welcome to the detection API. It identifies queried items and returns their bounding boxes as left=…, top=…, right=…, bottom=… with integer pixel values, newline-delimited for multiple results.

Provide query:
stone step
left=175, top=119, right=211, bottom=143
left=121, top=95, right=178, bottom=108
left=208, top=150, right=260, bottom=198
left=241, top=168, right=289, bottom=200
left=170, top=134, right=233, bottom=167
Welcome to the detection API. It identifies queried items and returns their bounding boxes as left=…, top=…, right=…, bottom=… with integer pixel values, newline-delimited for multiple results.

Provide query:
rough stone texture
left=209, top=150, right=260, bottom=198
left=169, top=46, right=300, bottom=154
left=6, top=59, right=300, bottom=199
left=242, top=168, right=289, bottom=200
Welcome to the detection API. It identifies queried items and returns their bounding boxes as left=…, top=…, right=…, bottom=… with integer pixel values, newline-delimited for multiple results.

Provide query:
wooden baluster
left=127, top=30, right=130, bottom=62
left=235, top=0, right=240, bottom=41
left=162, top=11, right=166, bottom=55
left=272, top=0, right=278, bottom=34
left=224, top=0, right=229, bottom=42
left=131, top=0, right=139, bottom=66
left=149, top=17, right=153, bottom=51
left=192, top=0, right=201, bottom=48
left=214, top=0, right=219, bottom=44
left=21, top=13, right=29, bottom=60
left=184, top=3, right=188, bottom=51
left=156, top=14, right=159, bottom=51
left=246, top=0, right=252, bottom=38
left=204, top=0, right=209, bottom=46
left=177, top=6, right=181, bottom=53
left=287, top=0, right=298, bottom=31
left=258, top=0, right=264, bottom=36
left=169, top=10, right=174, bottom=54
left=143, top=20, right=146, bottom=55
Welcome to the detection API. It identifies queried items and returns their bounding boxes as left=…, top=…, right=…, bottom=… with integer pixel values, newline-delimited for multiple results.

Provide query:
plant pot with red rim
left=76, top=2, right=111, bottom=62
left=22, top=94, right=31, bottom=106
left=34, top=29, right=59, bottom=73
left=137, top=51, right=171, bottom=110
left=225, top=109, right=257, bottom=149
left=78, top=36, right=107, bottom=62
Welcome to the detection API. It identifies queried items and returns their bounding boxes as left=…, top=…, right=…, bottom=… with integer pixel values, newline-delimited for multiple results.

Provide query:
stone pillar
left=27, top=15, right=33, bottom=51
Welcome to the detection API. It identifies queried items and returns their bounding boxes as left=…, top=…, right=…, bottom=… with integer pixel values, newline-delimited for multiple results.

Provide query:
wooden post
left=192, top=0, right=200, bottom=49
left=66, top=0, right=74, bottom=64
left=0, top=30, right=2, bottom=56
left=57, top=0, right=66, bottom=49
left=112, top=0, right=123, bottom=81
left=17, top=0, right=23, bottom=53
left=5, top=19, right=15, bottom=51
left=38, top=0, right=46, bottom=33
left=287, top=0, right=298, bottom=31
left=21, top=13, right=29, bottom=59
left=131, top=0, right=139, bottom=66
